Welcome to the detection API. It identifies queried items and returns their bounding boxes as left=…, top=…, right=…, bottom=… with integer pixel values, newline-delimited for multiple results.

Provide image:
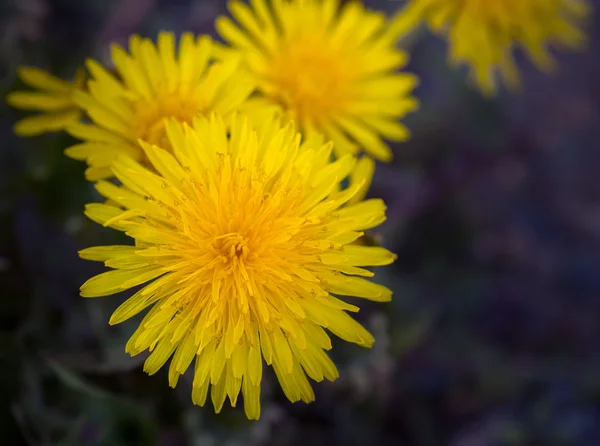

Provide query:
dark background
left=1, top=0, right=599, bottom=445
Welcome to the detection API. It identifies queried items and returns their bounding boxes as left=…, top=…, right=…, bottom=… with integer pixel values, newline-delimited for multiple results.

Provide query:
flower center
left=132, top=87, right=199, bottom=148
left=267, top=35, right=354, bottom=123
left=213, top=233, right=250, bottom=263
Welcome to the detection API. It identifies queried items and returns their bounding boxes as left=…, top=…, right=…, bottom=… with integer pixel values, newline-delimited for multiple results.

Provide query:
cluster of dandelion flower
left=5, top=0, right=423, bottom=420
left=5, top=0, right=591, bottom=420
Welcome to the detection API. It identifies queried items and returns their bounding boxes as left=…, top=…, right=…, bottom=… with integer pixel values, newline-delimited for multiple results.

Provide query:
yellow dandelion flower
left=394, top=0, right=590, bottom=95
left=79, top=112, right=395, bottom=420
left=215, top=0, right=419, bottom=162
left=7, top=66, right=86, bottom=136
left=65, top=32, right=255, bottom=181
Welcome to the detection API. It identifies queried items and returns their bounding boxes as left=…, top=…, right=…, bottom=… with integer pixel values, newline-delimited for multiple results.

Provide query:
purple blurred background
left=1, top=0, right=599, bottom=445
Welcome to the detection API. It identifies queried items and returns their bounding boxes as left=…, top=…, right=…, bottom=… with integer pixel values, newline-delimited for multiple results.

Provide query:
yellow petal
left=109, top=289, right=161, bottom=325
left=342, top=245, right=397, bottom=266
left=78, top=245, right=137, bottom=261
left=14, top=110, right=80, bottom=136
left=80, top=266, right=164, bottom=297
left=144, top=336, right=177, bottom=375
left=7, top=92, right=73, bottom=111
left=17, top=66, right=72, bottom=92
left=242, top=376, right=261, bottom=420
left=328, top=277, right=392, bottom=302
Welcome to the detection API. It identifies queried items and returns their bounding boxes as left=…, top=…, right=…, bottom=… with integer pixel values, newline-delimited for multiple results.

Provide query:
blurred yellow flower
left=7, top=66, right=85, bottom=136
left=215, top=0, right=419, bottom=162
left=79, top=112, right=395, bottom=420
left=66, top=32, right=255, bottom=181
left=394, top=0, right=590, bottom=95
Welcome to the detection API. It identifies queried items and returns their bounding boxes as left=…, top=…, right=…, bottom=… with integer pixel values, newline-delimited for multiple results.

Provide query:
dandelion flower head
left=396, top=0, right=590, bottom=94
left=216, top=0, right=419, bottom=162
left=66, top=32, right=255, bottom=181
left=79, top=112, right=395, bottom=419
left=7, top=66, right=86, bottom=136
